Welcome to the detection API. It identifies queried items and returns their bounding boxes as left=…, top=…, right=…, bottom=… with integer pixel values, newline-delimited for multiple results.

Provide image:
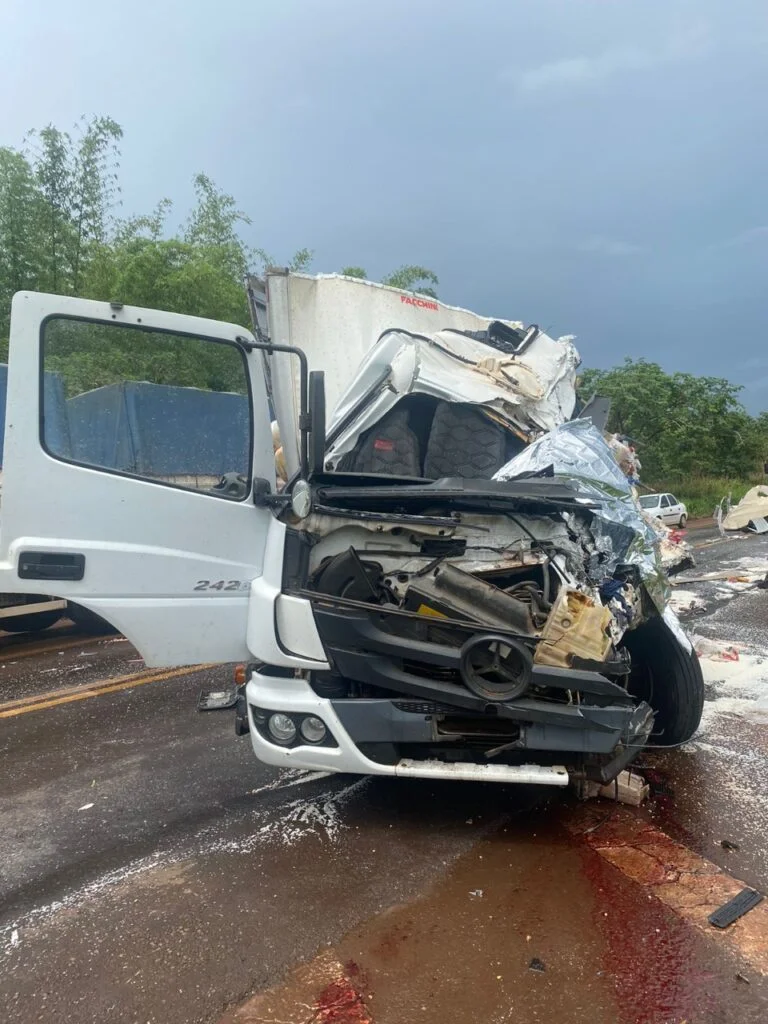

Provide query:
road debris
left=694, top=637, right=740, bottom=662
left=721, top=486, right=768, bottom=532
left=669, top=588, right=707, bottom=615
left=577, top=770, right=650, bottom=806
left=528, top=958, right=546, bottom=973
left=721, top=839, right=741, bottom=852
left=566, top=807, right=768, bottom=972
left=197, top=686, right=238, bottom=711
left=77, top=803, right=94, bottom=811
left=708, top=888, right=764, bottom=929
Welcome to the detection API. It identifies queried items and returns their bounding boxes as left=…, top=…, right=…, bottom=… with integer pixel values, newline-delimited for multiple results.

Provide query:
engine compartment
left=302, top=503, right=643, bottom=669
left=278, top=498, right=660, bottom=778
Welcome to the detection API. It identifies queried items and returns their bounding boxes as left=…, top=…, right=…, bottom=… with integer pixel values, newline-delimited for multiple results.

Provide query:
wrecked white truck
left=2, top=275, right=703, bottom=788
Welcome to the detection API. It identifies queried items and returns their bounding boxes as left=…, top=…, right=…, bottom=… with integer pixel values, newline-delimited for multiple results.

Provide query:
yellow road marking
left=0, top=664, right=215, bottom=718
left=0, top=665, right=182, bottom=710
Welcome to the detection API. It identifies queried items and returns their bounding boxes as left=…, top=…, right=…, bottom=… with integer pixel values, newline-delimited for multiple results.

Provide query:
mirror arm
left=252, top=478, right=292, bottom=509
left=237, top=337, right=310, bottom=481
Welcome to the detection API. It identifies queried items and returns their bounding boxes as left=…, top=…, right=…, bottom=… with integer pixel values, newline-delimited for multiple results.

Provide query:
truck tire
left=624, top=616, right=704, bottom=745
left=1, top=610, right=63, bottom=633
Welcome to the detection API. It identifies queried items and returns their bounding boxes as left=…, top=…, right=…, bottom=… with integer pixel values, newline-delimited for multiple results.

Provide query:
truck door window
left=41, top=316, right=252, bottom=499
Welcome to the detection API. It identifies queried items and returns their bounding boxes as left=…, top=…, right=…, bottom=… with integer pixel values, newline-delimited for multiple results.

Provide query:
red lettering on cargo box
left=400, top=295, right=438, bottom=311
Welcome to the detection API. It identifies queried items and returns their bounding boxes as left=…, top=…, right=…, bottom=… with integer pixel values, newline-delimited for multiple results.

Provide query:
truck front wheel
left=624, top=615, right=704, bottom=746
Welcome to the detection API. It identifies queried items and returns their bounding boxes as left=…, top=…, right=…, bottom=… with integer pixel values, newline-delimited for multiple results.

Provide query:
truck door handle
left=18, top=552, right=86, bottom=581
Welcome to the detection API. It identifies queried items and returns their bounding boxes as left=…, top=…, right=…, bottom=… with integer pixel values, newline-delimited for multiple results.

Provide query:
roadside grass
left=646, top=475, right=766, bottom=519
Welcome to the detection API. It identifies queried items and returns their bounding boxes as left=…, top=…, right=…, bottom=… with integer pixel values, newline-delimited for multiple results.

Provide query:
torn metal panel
left=638, top=510, right=695, bottom=575
left=494, top=419, right=675, bottom=613
left=324, top=327, right=580, bottom=468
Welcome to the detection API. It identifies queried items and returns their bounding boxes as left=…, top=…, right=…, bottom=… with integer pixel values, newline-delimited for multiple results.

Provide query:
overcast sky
left=2, top=0, right=767, bottom=410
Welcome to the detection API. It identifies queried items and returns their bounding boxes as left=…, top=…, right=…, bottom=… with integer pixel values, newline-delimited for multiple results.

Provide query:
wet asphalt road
left=1, top=526, right=767, bottom=1024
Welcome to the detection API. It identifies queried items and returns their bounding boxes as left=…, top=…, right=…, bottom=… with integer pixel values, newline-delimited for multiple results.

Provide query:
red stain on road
left=582, top=843, right=714, bottom=1024
left=313, top=979, right=372, bottom=1023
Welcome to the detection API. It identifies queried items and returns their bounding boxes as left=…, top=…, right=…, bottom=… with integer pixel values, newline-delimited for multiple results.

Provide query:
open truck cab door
left=0, top=292, right=323, bottom=669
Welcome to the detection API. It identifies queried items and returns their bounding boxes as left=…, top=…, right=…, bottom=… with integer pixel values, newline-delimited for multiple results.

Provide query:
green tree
left=0, top=116, right=123, bottom=311
left=0, top=148, right=42, bottom=324
left=70, top=116, right=123, bottom=291
left=0, top=116, right=314, bottom=380
left=31, top=123, right=74, bottom=293
left=578, top=359, right=765, bottom=479
left=255, top=245, right=313, bottom=274
left=382, top=264, right=439, bottom=298
left=338, top=264, right=440, bottom=297
left=185, top=172, right=252, bottom=280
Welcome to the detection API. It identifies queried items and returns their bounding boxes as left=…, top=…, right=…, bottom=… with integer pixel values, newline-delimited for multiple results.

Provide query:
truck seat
left=341, top=407, right=421, bottom=476
left=423, top=402, right=507, bottom=479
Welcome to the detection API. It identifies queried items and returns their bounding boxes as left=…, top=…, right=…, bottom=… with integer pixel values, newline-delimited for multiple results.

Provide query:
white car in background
left=639, top=492, right=688, bottom=528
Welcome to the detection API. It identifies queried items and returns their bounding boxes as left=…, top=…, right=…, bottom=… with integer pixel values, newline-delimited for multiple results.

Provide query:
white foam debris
left=277, top=770, right=333, bottom=789
left=732, top=556, right=768, bottom=572
left=248, top=768, right=331, bottom=797
left=1, top=775, right=367, bottom=964
left=669, top=589, right=705, bottom=613
left=685, top=610, right=768, bottom=875
left=692, top=635, right=768, bottom=730
left=1, top=850, right=166, bottom=960
left=208, top=778, right=368, bottom=853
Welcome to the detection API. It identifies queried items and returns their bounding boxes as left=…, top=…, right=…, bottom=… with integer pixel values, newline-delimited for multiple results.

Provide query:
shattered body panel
left=324, top=326, right=580, bottom=468
left=273, top=324, right=703, bottom=785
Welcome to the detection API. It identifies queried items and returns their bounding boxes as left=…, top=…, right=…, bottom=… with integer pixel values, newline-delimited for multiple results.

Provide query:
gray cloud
left=510, top=24, right=713, bottom=94
left=577, top=237, right=645, bottom=257
left=721, top=225, right=768, bottom=248
left=1, top=0, right=767, bottom=413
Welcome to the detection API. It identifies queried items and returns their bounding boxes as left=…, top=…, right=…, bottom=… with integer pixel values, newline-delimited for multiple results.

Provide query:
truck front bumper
left=244, top=673, right=652, bottom=785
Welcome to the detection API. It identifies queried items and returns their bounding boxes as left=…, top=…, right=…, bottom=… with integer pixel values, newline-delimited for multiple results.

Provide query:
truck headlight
left=299, top=715, right=327, bottom=743
left=267, top=713, right=297, bottom=744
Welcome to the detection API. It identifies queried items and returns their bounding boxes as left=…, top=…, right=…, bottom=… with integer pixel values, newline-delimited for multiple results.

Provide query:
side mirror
left=307, top=370, right=326, bottom=477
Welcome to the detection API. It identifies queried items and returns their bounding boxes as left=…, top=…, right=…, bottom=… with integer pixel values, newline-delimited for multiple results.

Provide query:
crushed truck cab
left=3, top=277, right=704, bottom=788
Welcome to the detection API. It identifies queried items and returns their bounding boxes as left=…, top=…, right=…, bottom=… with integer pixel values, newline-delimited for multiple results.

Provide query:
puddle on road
left=225, top=815, right=768, bottom=1024
left=581, top=843, right=725, bottom=1024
